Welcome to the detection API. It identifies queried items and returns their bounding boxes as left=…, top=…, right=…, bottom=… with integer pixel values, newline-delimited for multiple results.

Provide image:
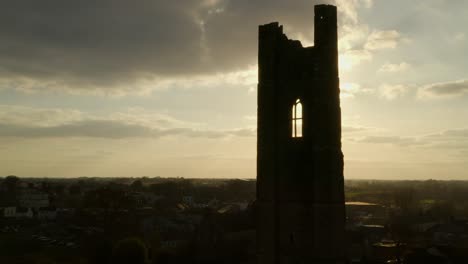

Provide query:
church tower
left=256, top=5, right=345, bottom=263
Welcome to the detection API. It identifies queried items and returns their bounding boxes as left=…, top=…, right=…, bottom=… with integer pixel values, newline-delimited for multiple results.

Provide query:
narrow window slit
left=292, top=99, right=303, bottom=138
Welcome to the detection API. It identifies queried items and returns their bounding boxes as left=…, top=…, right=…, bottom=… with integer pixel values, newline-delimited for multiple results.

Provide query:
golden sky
left=0, top=0, right=467, bottom=179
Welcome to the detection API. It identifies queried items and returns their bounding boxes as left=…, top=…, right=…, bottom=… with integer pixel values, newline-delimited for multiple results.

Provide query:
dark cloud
left=0, top=120, right=255, bottom=139
left=202, top=0, right=335, bottom=72
left=0, top=0, right=345, bottom=93
left=0, top=0, right=203, bottom=91
left=419, top=79, right=468, bottom=98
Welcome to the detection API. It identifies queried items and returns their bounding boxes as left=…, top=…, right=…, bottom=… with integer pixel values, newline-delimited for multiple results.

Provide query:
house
left=3, top=207, right=16, bottom=218
left=426, top=222, right=468, bottom=246
left=38, top=207, right=57, bottom=220
left=128, top=192, right=163, bottom=206
left=19, top=189, right=49, bottom=209
left=15, top=207, right=34, bottom=218
left=182, top=196, right=194, bottom=206
left=217, top=204, right=241, bottom=215
left=1, top=206, right=33, bottom=219
left=346, top=201, right=388, bottom=226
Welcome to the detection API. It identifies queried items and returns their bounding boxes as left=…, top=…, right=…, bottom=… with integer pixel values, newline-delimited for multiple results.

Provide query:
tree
left=131, top=179, right=143, bottom=191
left=111, top=238, right=148, bottom=264
left=4, top=175, right=20, bottom=192
left=69, top=184, right=82, bottom=195
left=394, top=187, right=415, bottom=213
left=54, top=184, right=65, bottom=195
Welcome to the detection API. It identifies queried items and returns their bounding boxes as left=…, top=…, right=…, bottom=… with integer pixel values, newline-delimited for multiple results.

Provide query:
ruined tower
left=256, top=5, right=345, bottom=264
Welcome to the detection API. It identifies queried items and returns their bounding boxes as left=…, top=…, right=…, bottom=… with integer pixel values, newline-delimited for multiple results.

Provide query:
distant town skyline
left=0, top=0, right=467, bottom=179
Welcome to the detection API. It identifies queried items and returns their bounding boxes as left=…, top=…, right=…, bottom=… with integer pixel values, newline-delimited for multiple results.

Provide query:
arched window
left=292, top=99, right=303, bottom=138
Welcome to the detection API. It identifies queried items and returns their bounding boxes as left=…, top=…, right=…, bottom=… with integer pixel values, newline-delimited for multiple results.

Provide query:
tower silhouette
left=256, top=5, right=345, bottom=264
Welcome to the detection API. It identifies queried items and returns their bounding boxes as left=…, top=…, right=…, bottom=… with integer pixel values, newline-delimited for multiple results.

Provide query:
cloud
left=420, top=129, right=468, bottom=153
left=0, top=1, right=379, bottom=95
left=150, top=66, right=258, bottom=91
left=425, top=128, right=468, bottom=139
left=0, top=120, right=155, bottom=139
left=451, top=32, right=466, bottom=43
left=0, top=1, right=205, bottom=93
left=338, top=18, right=402, bottom=71
left=357, top=136, right=426, bottom=147
left=378, top=62, right=411, bottom=73
left=361, top=0, right=374, bottom=8
left=354, top=128, right=468, bottom=150
left=425, top=141, right=468, bottom=151
left=1, top=0, right=361, bottom=94
left=0, top=105, right=255, bottom=139
left=243, top=115, right=257, bottom=122
left=378, top=84, right=408, bottom=100
left=342, top=125, right=373, bottom=133
left=0, top=120, right=256, bottom=139
left=418, top=79, right=468, bottom=98
left=339, top=49, right=372, bottom=71
left=340, top=82, right=373, bottom=99
left=364, top=30, right=402, bottom=50
left=0, top=105, right=84, bottom=127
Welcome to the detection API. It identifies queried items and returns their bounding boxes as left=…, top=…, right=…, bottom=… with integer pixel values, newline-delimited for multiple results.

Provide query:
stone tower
left=256, top=5, right=345, bottom=264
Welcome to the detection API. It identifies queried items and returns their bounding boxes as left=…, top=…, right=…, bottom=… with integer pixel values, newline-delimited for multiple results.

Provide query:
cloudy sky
left=1, top=0, right=467, bottom=179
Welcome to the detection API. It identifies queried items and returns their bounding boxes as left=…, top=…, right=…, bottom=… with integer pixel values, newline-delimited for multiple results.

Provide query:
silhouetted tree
left=69, top=184, right=82, bottom=195
left=394, top=187, right=415, bottom=213
left=111, top=237, right=148, bottom=264
left=430, top=200, right=455, bottom=221
left=150, top=181, right=180, bottom=201
left=2, top=175, right=20, bottom=204
left=85, top=235, right=113, bottom=264
left=53, top=184, right=65, bottom=195
left=131, top=179, right=144, bottom=191
left=4, top=175, right=20, bottom=192
left=40, top=180, right=51, bottom=192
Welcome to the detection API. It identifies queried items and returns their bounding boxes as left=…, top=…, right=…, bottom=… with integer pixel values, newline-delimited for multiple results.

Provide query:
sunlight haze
left=0, top=0, right=467, bottom=179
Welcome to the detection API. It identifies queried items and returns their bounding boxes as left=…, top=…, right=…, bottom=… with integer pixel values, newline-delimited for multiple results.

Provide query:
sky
left=0, top=0, right=467, bottom=179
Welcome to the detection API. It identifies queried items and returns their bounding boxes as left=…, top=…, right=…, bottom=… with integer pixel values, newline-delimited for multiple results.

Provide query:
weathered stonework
left=256, top=5, right=345, bottom=264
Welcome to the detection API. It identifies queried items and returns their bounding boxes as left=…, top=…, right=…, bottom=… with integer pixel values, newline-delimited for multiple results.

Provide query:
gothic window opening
left=292, top=99, right=303, bottom=138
